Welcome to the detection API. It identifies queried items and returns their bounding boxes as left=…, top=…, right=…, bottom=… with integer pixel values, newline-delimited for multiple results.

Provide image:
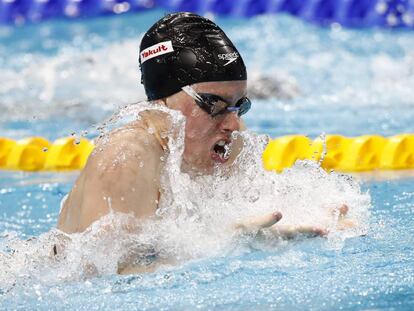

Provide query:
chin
left=181, top=155, right=212, bottom=174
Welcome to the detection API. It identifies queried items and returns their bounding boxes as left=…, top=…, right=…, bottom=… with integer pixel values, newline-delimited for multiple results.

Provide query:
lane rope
left=1, top=0, right=414, bottom=29
left=1, top=134, right=413, bottom=172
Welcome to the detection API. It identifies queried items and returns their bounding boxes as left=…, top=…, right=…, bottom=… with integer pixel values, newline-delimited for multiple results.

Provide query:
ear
left=163, top=91, right=188, bottom=111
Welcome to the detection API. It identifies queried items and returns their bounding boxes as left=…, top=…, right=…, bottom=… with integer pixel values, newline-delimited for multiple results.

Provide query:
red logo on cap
left=142, top=45, right=168, bottom=58
left=140, top=41, right=174, bottom=64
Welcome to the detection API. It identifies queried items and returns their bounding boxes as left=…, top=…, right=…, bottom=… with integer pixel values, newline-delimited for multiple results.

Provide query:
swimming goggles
left=182, top=85, right=251, bottom=117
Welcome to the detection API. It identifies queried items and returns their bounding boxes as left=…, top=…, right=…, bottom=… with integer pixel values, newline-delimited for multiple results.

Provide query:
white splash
left=0, top=105, right=371, bottom=290
left=0, top=40, right=144, bottom=122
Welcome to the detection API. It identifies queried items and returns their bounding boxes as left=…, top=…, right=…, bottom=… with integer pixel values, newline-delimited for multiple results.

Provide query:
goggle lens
left=181, top=86, right=251, bottom=118
left=198, top=93, right=251, bottom=117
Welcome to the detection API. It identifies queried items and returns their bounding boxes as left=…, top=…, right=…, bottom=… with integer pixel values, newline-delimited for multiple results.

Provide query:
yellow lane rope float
left=0, top=134, right=413, bottom=172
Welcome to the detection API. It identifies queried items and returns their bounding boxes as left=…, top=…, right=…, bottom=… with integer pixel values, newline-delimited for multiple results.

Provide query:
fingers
left=332, top=205, right=359, bottom=230
left=270, top=224, right=328, bottom=239
left=337, top=218, right=357, bottom=230
left=300, top=226, right=328, bottom=237
left=234, top=212, right=282, bottom=232
left=330, top=204, right=349, bottom=218
left=254, top=212, right=282, bottom=228
left=338, top=204, right=349, bottom=218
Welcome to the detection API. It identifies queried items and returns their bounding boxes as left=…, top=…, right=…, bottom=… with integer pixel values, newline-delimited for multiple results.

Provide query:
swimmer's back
left=57, top=110, right=170, bottom=233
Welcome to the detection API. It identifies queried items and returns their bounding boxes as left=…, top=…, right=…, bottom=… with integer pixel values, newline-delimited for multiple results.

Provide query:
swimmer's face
left=165, top=80, right=247, bottom=172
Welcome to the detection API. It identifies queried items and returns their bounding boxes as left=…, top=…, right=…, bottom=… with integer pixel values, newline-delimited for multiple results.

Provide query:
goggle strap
left=227, top=106, right=240, bottom=112
left=182, top=86, right=203, bottom=102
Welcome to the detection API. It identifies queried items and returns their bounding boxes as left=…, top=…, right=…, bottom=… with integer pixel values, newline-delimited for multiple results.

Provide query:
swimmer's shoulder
left=85, top=110, right=170, bottom=174
left=97, top=109, right=170, bottom=151
left=59, top=110, right=171, bottom=233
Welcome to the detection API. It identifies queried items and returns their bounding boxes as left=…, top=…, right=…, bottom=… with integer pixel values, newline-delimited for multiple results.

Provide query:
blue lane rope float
left=1, top=0, right=414, bottom=28
left=1, top=134, right=413, bottom=172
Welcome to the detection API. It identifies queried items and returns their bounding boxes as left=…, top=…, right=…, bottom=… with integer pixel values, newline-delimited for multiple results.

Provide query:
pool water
left=1, top=9, right=414, bottom=310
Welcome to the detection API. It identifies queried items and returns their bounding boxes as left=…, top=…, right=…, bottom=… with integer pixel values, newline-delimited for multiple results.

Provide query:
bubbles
left=0, top=213, right=146, bottom=290
left=0, top=104, right=371, bottom=287
left=0, top=14, right=383, bottom=304
left=126, top=106, right=370, bottom=264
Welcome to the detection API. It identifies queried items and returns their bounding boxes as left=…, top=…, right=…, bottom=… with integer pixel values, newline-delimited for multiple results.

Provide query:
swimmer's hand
left=334, top=204, right=358, bottom=230
left=268, top=204, right=357, bottom=239
left=233, top=212, right=283, bottom=234
left=268, top=225, right=328, bottom=239
left=233, top=212, right=326, bottom=239
left=232, top=204, right=357, bottom=240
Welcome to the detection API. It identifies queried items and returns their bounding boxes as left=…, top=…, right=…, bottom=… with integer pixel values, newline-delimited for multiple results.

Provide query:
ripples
left=0, top=10, right=413, bottom=311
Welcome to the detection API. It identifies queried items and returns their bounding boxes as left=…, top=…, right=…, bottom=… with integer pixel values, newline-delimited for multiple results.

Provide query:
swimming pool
left=1, top=9, right=414, bottom=310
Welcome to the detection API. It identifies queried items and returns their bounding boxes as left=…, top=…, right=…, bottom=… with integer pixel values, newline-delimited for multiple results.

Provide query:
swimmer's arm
left=58, top=129, right=164, bottom=233
left=233, top=212, right=283, bottom=233
left=82, top=130, right=164, bottom=220
left=117, top=258, right=175, bottom=275
left=268, top=219, right=357, bottom=239
left=232, top=213, right=327, bottom=239
left=267, top=204, right=357, bottom=239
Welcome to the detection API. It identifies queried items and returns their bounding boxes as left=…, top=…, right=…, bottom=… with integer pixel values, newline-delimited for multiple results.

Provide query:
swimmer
left=56, top=13, right=353, bottom=274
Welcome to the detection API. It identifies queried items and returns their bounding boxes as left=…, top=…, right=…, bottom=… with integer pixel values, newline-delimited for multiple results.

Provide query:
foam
left=0, top=40, right=144, bottom=122
left=0, top=105, right=371, bottom=288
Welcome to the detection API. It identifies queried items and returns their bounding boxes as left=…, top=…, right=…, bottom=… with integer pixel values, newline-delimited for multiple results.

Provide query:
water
left=1, top=9, right=414, bottom=310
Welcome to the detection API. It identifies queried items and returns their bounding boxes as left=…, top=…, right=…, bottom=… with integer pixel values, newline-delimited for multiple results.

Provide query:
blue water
left=1, top=9, right=414, bottom=310
left=1, top=174, right=413, bottom=310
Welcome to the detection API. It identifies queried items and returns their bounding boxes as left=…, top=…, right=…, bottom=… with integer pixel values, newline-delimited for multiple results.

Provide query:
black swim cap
left=139, top=12, right=247, bottom=100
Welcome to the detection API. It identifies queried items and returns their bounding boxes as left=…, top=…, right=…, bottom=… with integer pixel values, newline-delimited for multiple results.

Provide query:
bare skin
left=57, top=81, right=353, bottom=274
left=57, top=81, right=247, bottom=233
left=57, top=115, right=166, bottom=233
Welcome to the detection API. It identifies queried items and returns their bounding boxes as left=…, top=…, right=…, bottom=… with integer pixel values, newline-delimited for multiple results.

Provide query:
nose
left=219, top=112, right=241, bottom=133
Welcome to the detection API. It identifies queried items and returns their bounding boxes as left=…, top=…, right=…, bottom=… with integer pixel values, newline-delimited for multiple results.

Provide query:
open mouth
left=211, top=139, right=232, bottom=163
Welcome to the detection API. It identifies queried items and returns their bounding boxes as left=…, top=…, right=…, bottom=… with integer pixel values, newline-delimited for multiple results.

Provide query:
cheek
left=185, top=112, right=217, bottom=142
left=186, top=124, right=210, bottom=142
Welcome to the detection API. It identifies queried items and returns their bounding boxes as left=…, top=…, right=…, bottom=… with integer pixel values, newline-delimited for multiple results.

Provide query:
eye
left=210, top=100, right=228, bottom=116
